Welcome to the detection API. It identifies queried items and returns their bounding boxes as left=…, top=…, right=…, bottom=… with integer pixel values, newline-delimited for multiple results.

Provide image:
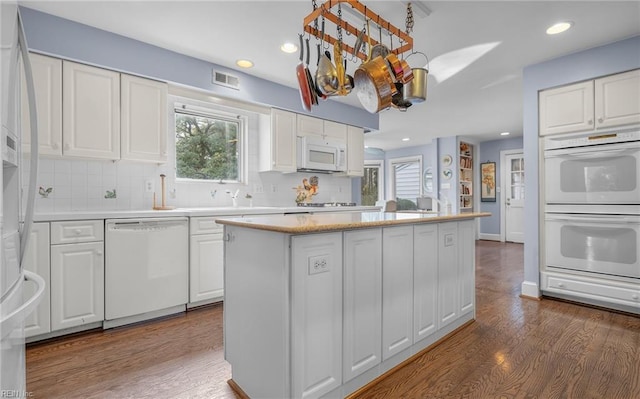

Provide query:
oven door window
left=545, top=142, right=640, bottom=204
left=546, top=215, right=640, bottom=278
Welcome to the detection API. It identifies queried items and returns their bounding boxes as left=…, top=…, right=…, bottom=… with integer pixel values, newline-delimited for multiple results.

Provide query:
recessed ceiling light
left=402, top=138, right=410, bottom=142
left=236, top=59, right=253, bottom=68
left=546, top=21, right=573, bottom=35
left=280, top=42, right=298, bottom=54
left=500, top=132, right=510, bottom=136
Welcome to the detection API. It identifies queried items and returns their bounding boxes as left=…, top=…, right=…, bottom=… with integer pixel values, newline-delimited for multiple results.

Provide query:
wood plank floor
left=26, top=241, right=640, bottom=399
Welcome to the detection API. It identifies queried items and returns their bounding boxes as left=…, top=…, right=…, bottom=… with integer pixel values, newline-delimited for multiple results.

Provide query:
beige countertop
left=216, top=211, right=491, bottom=234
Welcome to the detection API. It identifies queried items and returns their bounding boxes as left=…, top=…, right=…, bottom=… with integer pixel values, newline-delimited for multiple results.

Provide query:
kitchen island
left=216, top=211, right=490, bottom=399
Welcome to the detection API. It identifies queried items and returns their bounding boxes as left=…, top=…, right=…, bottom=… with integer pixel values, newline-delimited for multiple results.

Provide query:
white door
left=505, top=152, right=525, bottom=243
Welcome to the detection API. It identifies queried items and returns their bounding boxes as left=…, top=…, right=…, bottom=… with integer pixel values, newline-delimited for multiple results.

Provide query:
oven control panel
left=544, top=128, right=640, bottom=150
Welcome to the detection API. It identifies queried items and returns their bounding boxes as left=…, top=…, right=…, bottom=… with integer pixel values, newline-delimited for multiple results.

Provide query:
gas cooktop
left=296, top=202, right=357, bottom=207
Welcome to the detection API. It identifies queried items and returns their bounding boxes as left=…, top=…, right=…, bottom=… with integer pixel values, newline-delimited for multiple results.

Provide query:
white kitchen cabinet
left=189, top=217, right=224, bottom=304
left=296, top=114, right=324, bottom=137
left=381, top=226, right=414, bottom=360
left=413, top=224, right=438, bottom=343
left=291, top=233, right=343, bottom=399
left=50, top=220, right=104, bottom=331
left=121, top=74, right=168, bottom=163
left=22, top=223, right=51, bottom=337
left=594, top=69, right=640, bottom=129
left=458, top=220, right=475, bottom=316
left=345, top=125, right=364, bottom=177
left=21, top=53, right=62, bottom=156
left=438, top=222, right=459, bottom=328
left=343, top=229, right=382, bottom=382
left=539, top=80, right=594, bottom=136
left=259, top=108, right=297, bottom=172
left=323, top=120, right=347, bottom=140
left=63, top=60, right=120, bottom=159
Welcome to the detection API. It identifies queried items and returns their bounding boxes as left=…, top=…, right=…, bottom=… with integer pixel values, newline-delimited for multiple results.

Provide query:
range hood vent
left=212, top=70, right=240, bottom=90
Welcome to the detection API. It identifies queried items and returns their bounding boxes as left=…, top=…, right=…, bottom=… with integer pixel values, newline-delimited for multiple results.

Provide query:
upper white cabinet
left=345, top=125, right=364, bottom=177
left=539, top=81, right=594, bottom=136
left=539, top=69, right=640, bottom=136
left=63, top=60, right=121, bottom=159
left=259, top=108, right=297, bottom=173
left=323, top=120, right=347, bottom=140
left=121, top=74, right=168, bottom=162
left=594, top=69, right=640, bottom=129
left=21, top=53, right=62, bottom=156
left=297, top=114, right=348, bottom=142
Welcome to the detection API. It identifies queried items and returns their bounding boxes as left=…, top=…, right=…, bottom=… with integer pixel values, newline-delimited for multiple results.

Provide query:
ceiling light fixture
left=500, top=132, right=510, bottom=136
left=546, top=21, right=573, bottom=35
left=280, top=42, right=298, bottom=54
left=402, top=138, right=410, bottom=142
left=236, top=59, right=253, bottom=68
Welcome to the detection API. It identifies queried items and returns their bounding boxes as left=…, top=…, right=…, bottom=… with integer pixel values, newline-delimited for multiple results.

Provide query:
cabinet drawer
left=51, top=220, right=104, bottom=244
left=543, top=272, right=640, bottom=308
left=190, top=217, right=225, bottom=235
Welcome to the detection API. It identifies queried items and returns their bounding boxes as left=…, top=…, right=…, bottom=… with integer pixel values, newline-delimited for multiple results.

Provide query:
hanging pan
left=296, top=34, right=313, bottom=111
left=403, top=51, right=429, bottom=103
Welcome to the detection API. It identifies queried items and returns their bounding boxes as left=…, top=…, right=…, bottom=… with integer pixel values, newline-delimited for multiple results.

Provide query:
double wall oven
left=542, top=128, right=640, bottom=312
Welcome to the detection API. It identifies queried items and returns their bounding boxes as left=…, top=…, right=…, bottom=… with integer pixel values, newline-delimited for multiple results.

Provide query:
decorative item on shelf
left=480, top=162, right=496, bottom=202
left=442, top=168, right=452, bottom=180
left=152, top=173, right=175, bottom=210
left=293, top=176, right=319, bottom=204
left=104, top=189, right=117, bottom=199
left=442, top=154, right=452, bottom=166
left=38, top=186, right=53, bottom=198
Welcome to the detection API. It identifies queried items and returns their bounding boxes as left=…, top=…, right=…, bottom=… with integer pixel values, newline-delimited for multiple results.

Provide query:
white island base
left=218, top=212, right=487, bottom=399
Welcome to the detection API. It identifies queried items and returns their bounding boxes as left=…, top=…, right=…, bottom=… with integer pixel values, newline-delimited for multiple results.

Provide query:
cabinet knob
left=74, top=229, right=82, bottom=235
left=557, top=283, right=565, bottom=288
left=588, top=119, right=593, bottom=125
left=598, top=117, right=603, bottom=124
left=95, top=250, right=103, bottom=256
left=52, top=142, right=59, bottom=150
left=632, top=294, right=639, bottom=300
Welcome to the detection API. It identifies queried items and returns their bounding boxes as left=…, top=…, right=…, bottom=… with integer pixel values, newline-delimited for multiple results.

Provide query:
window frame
left=388, top=155, right=423, bottom=203
left=172, top=101, right=248, bottom=185
left=362, top=160, right=385, bottom=205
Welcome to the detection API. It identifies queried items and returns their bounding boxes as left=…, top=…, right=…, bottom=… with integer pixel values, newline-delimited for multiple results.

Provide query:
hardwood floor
left=26, top=241, right=640, bottom=399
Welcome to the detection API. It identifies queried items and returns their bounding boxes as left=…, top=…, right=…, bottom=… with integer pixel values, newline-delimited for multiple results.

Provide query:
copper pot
left=354, top=55, right=397, bottom=114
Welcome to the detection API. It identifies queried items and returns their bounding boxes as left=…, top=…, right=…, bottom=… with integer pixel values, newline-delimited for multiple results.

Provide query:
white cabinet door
left=50, top=241, right=104, bottom=331
left=296, top=114, right=324, bottom=137
left=189, top=233, right=224, bottom=303
left=346, top=125, right=364, bottom=177
left=539, top=81, right=594, bottom=136
left=291, top=233, right=342, bottom=399
left=595, top=69, right=640, bottom=129
left=343, top=229, right=382, bottom=382
left=22, top=223, right=51, bottom=337
left=21, top=53, right=62, bottom=156
left=63, top=60, right=120, bottom=159
left=413, top=224, right=438, bottom=343
left=323, top=120, right=347, bottom=141
left=458, top=220, right=475, bottom=316
left=382, top=226, right=413, bottom=360
left=260, top=109, right=296, bottom=172
left=121, top=74, right=168, bottom=162
left=438, top=222, right=458, bottom=328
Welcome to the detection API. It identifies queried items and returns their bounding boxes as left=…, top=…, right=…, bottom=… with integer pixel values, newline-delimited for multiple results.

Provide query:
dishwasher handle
left=107, top=218, right=188, bottom=232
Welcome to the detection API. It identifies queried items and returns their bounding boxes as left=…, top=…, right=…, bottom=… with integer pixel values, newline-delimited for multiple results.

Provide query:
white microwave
left=297, top=136, right=346, bottom=173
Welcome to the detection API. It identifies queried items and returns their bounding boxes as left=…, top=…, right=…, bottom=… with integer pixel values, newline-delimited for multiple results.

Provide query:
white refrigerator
left=0, top=2, right=45, bottom=395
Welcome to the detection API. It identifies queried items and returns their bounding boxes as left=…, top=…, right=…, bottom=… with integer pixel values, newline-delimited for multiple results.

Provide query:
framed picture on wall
left=481, top=162, right=496, bottom=202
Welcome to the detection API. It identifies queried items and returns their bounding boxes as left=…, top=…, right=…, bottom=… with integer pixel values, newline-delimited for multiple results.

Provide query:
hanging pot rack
left=303, top=0, right=414, bottom=62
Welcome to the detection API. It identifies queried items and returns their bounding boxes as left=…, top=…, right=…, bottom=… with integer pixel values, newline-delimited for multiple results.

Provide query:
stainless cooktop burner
left=297, top=202, right=357, bottom=207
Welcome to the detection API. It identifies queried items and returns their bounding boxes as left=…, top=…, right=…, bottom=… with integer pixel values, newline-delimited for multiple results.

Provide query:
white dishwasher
left=105, top=217, right=188, bottom=325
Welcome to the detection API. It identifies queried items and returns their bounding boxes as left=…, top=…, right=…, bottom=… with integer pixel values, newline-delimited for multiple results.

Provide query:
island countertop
left=215, top=211, right=491, bottom=234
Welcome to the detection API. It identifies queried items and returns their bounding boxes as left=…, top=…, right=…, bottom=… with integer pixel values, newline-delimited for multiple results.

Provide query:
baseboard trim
left=228, top=379, right=250, bottom=399
left=478, top=233, right=501, bottom=241
left=521, top=280, right=540, bottom=299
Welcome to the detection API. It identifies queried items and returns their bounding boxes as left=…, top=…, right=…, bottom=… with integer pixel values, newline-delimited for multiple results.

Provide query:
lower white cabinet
left=23, top=223, right=51, bottom=337
left=438, top=222, right=459, bottom=328
left=343, top=229, right=382, bottom=382
left=50, top=220, right=104, bottom=331
left=189, top=217, right=225, bottom=303
left=458, top=220, right=476, bottom=315
left=291, top=233, right=343, bottom=399
left=382, top=226, right=414, bottom=360
left=413, top=224, right=438, bottom=343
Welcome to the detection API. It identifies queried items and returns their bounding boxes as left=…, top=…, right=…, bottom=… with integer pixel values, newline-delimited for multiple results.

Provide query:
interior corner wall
left=522, top=35, right=640, bottom=293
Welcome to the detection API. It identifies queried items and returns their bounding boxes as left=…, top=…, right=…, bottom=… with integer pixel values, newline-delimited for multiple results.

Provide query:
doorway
left=501, top=150, right=524, bottom=243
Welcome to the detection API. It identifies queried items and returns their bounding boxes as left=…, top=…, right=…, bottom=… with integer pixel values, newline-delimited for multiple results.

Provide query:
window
left=361, top=161, right=384, bottom=206
left=175, top=108, right=243, bottom=182
left=390, top=156, right=422, bottom=210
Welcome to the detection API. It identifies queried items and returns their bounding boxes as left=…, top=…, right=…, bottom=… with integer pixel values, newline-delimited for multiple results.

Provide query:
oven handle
left=544, top=145, right=638, bottom=158
left=546, top=213, right=640, bottom=224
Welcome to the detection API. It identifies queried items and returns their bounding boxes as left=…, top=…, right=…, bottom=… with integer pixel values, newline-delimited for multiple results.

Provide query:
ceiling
left=21, top=1, right=640, bottom=151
